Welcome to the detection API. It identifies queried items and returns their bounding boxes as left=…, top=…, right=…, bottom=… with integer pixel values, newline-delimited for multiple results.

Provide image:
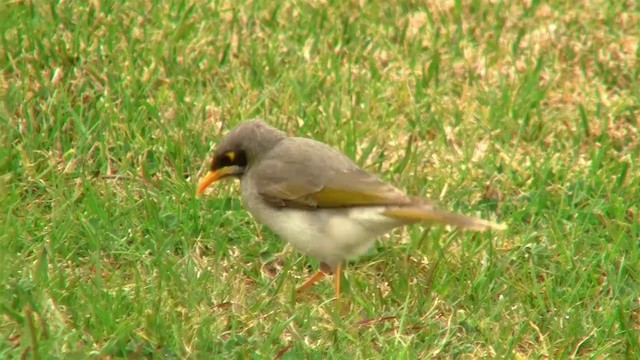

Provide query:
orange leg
left=333, top=263, right=342, bottom=299
left=296, top=270, right=326, bottom=293
left=296, top=262, right=343, bottom=298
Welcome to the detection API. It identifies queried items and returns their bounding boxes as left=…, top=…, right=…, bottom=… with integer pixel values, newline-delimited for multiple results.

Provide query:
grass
left=1, top=0, right=639, bottom=358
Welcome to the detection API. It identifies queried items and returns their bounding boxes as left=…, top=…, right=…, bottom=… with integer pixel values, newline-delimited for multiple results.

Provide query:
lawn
left=1, top=0, right=639, bottom=358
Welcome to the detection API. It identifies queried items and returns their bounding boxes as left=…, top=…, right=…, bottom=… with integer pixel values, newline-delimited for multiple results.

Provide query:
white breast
left=240, top=180, right=402, bottom=266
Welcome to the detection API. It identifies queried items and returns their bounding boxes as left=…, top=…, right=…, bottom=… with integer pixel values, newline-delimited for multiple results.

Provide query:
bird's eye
left=212, top=150, right=247, bottom=171
left=219, top=151, right=235, bottom=167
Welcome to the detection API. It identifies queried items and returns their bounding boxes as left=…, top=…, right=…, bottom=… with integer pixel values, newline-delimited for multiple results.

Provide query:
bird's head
left=196, top=120, right=286, bottom=195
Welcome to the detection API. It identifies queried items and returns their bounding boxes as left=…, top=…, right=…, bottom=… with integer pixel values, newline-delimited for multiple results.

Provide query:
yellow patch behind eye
left=225, top=151, right=235, bottom=162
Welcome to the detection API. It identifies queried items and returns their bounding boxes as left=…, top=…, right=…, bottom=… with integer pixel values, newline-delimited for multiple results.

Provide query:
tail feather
left=382, top=207, right=506, bottom=231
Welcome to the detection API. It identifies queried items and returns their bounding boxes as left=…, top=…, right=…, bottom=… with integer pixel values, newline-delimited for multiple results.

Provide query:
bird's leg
left=296, top=262, right=342, bottom=299
left=333, top=263, right=342, bottom=299
left=296, top=265, right=328, bottom=293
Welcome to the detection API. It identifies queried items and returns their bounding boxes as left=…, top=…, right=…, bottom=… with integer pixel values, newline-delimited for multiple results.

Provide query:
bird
left=196, top=120, right=505, bottom=299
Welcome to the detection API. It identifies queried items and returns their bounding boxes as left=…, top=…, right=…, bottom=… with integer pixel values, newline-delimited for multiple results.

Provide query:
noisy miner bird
left=196, top=120, right=505, bottom=298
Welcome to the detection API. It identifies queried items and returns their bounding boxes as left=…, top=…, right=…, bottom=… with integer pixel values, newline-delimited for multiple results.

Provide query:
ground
left=1, top=0, right=639, bottom=358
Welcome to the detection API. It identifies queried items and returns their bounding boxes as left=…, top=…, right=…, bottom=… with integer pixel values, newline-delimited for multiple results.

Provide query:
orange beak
left=196, top=171, right=221, bottom=196
left=196, top=165, right=244, bottom=196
